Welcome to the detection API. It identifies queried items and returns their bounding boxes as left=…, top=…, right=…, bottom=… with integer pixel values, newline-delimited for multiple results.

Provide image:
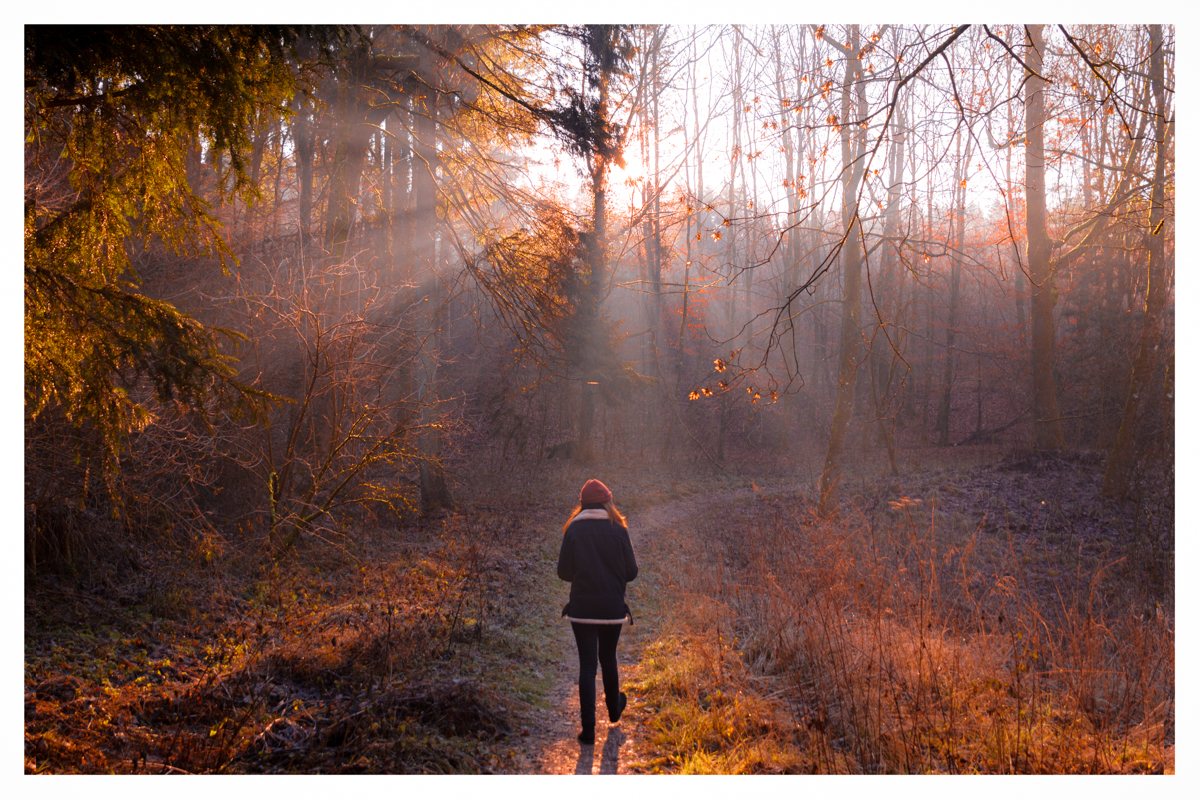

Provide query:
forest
left=24, top=24, right=1173, bottom=775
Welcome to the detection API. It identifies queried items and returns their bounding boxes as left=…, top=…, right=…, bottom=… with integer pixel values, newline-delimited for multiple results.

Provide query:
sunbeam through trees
left=24, top=23, right=1172, bottom=775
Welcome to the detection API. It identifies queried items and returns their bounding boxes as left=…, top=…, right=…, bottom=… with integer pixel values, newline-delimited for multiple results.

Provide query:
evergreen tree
left=25, top=26, right=337, bottom=467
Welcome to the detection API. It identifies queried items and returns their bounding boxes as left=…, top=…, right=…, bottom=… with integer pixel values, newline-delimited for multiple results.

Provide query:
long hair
left=562, top=499, right=627, bottom=533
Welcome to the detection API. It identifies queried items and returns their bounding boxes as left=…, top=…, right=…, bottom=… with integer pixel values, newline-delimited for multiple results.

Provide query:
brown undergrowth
left=25, top=448, right=1173, bottom=774
left=629, top=449, right=1173, bottom=773
left=23, top=457, right=740, bottom=774
left=25, top=508, right=555, bottom=774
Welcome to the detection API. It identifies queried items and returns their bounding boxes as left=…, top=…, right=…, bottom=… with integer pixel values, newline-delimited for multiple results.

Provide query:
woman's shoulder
left=565, top=514, right=627, bottom=535
left=568, top=508, right=610, bottom=525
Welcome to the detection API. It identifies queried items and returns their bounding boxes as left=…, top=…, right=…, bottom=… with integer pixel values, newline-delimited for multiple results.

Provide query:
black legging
left=570, top=622, right=623, bottom=730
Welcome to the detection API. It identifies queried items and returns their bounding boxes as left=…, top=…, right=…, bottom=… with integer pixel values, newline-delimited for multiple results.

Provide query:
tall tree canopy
left=22, top=23, right=1171, bottom=551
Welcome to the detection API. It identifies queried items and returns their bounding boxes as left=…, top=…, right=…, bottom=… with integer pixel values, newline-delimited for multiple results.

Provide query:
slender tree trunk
left=1025, top=24, right=1066, bottom=449
left=714, top=34, right=741, bottom=465
left=976, top=353, right=983, bottom=434
left=1006, top=88, right=1028, bottom=352
left=663, top=34, right=704, bottom=463
left=873, top=97, right=905, bottom=455
left=577, top=30, right=616, bottom=464
left=739, top=35, right=756, bottom=348
left=936, top=131, right=970, bottom=446
left=818, top=26, right=866, bottom=518
left=1103, top=24, right=1169, bottom=497
left=725, top=64, right=739, bottom=338
left=650, top=47, right=663, bottom=374
left=773, top=26, right=802, bottom=451
left=920, top=285, right=933, bottom=449
left=648, top=38, right=665, bottom=455
left=395, top=96, right=413, bottom=286
left=325, top=47, right=384, bottom=273
left=294, top=104, right=315, bottom=235
left=638, top=96, right=652, bottom=375
left=241, top=117, right=270, bottom=243
left=870, top=362, right=901, bottom=476
left=376, top=121, right=393, bottom=278
left=272, top=117, right=284, bottom=238
left=418, top=277, right=453, bottom=514
left=185, top=132, right=204, bottom=193
left=1095, top=91, right=1117, bottom=446
left=577, top=175, right=605, bottom=463
left=919, top=143, right=935, bottom=448
left=414, top=47, right=453, bottom=513
left=325, top=123, right=371, bottom=266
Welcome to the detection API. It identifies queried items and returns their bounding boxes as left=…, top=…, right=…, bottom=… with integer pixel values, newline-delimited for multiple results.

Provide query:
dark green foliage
left=24, top=26, right=335, bottom=462
left=541, top=25, right=635, bottom=167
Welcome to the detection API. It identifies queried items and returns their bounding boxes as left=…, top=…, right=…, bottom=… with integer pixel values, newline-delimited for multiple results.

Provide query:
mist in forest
left=26, top=23, right=1174, bottom=532
left=24, top=25, right=1173, bottom=775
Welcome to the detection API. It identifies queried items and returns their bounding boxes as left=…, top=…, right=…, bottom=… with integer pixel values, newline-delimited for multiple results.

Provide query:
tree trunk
left=414, top=47, right=453, bottom=514
left=725, top=76, right=739, bottom=340
left=324, top=120, right=371, bottom=267
left=325, top=47, right=387, bottom=271
left=418, top=278, right=454, bottom=515
left=576, top=28, right=619, bottom=465
left=240, top=117, right=270, bottom=242
left=638, top=100, right=652, bottom=376
left=663, top=37, right=702, bottom=463
left=873, top=97, right=905, bottom=454
left=936, top=130, right=971, bottom=446
left=271, top=117, right=284, bottom=237
left=395, top=96, right=413, bottom=285
left=294, top=101, right=315, bottom=236
left=1103, top=23, right=1169, bottom=497
left=818, top=26, right=866, bottom=518
left=577, top=171, right=605, bottom=463
left=1024, top=24, right=1066, bottom=450
left=650, top=43, right=663, bottom=379
left=376, top=121, right=393, bottom=278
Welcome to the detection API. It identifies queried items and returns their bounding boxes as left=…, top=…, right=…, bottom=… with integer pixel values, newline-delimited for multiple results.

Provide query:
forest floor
left=24, top=445, right=1173, bottom=774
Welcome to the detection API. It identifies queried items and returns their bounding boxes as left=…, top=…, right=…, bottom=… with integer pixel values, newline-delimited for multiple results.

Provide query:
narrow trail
left=514, top=485, right=775, bottom=775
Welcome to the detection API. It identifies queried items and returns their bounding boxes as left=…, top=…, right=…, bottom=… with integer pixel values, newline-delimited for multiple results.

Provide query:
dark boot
left=608, top=691, right=627, bottom=723
left=579, top=697, right=596, bottom=744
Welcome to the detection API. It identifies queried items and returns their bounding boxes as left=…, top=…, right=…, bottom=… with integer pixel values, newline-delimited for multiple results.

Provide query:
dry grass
left=635, top=459, right=1174, bottom=774
left=628, top=632, right=816, bottom=773
left=25, top=448, right=1173, bottom=774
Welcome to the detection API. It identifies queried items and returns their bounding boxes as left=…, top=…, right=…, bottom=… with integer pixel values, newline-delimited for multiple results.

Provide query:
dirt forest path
left=515, top=484, right=776, bottom=775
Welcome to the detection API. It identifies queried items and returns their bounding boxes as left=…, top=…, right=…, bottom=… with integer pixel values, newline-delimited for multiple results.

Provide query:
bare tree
left=817, top=25, right=868, bottom=517
left=1103, top=24, right=1172, bottom=497
left=1023, top=24, right=1067, bottom=450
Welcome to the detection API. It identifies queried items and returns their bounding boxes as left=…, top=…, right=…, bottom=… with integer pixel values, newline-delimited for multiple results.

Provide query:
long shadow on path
left=599, top=726, right=625, bottom=774
left=573, top=726, right=625, bottom=774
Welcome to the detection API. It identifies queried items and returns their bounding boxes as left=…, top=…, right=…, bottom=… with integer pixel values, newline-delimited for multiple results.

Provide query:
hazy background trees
left=25, top=24, right=1173, bottom=566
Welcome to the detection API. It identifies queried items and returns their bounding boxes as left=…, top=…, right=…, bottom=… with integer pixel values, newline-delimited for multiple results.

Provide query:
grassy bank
left=625, top=451, right=1173, bottom=773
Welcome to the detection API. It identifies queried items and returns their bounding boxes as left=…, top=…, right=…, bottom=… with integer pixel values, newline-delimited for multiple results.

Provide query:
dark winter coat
left=557, top=508, right=638, bottom=623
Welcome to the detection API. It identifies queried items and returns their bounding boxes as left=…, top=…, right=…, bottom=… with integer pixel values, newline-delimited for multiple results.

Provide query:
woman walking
left=557, top=479, right=638, bottom=745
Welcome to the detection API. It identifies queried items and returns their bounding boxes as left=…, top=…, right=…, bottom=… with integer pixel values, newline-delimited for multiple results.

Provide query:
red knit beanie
left=580, top=479, right=612, bottom=505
